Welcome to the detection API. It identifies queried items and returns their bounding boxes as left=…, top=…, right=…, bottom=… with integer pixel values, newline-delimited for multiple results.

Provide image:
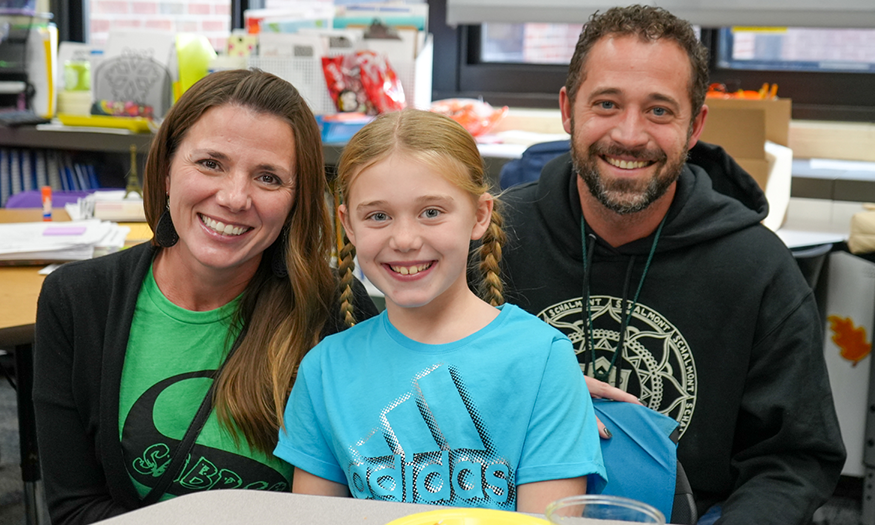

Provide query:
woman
left=33, top=69, right=377, bottom=525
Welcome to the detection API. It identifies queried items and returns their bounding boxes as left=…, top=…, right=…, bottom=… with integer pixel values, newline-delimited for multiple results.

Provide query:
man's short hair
left=565, top=4, right=710, bottom=120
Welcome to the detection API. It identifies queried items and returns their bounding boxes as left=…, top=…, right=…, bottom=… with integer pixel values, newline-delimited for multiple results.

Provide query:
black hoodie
left=500, top=142, right=845, bottom=525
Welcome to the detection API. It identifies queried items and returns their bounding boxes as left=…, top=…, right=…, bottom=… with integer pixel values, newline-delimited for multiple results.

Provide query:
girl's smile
left=386, top=261, right=435, bottom=277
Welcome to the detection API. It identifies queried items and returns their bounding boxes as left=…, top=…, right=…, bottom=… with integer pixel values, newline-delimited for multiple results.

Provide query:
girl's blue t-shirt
left=275, top=303, right=606, bottom=510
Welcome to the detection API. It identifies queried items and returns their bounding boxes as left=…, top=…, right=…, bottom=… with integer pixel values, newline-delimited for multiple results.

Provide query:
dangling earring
left=271, top=226, right=289, bottom=278
left=156, top=201, right=179, bottom=247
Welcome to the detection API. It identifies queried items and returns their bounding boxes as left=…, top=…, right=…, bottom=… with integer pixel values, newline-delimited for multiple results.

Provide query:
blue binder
left=0, top=148, right=9, bottom=206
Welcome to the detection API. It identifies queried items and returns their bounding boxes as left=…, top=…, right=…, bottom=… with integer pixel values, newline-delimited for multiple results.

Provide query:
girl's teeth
left=392, top=263, right=431, bottom=275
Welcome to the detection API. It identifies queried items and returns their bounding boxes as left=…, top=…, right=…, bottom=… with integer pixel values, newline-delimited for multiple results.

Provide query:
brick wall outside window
left=90, top=0, right=230, bottom=52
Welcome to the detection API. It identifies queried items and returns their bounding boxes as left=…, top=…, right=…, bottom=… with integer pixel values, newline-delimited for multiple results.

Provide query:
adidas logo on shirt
left=345, top=363, right=515, bottom=508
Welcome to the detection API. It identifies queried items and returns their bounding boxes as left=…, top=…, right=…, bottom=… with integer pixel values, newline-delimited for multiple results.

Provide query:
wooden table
left=0, top=208, right=152, bottom=525
left=0, top=207, right=152, bottom=342
left=0, top=209, right=73, bottom=341
left=0, top=209, right=152, bottom=332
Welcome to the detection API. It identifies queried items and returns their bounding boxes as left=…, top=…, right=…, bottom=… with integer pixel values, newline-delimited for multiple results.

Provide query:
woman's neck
left=385, top=287, right=499, bottom=345
left=152, top=248, right=258, bottom=311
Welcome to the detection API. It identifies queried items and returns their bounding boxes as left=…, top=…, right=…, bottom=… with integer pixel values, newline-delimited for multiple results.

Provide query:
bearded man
left=499, top=5, right=845, bottom=525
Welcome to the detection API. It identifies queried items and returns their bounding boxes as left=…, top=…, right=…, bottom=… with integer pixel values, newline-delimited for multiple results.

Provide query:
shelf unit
left=0, top=126, right=153, bottom=153
left=0, top=126, right=153, bottom=196
left=0, top=126, right=353, bottom=200
left=0, top=126, right=353, bottom=160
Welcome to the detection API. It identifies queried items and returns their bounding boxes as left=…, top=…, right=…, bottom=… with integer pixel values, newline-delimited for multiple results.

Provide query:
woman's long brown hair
left=144, top=69, right=334, bottom=453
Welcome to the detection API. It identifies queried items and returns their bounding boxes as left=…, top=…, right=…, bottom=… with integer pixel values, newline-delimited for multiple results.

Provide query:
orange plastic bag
left=429, top=98, right=508, bottom=136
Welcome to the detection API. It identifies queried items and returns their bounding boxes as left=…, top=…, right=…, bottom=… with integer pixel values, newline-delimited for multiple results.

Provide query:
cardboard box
left=699, top=97, right=793, bottom=231
left=699, top=97, right=791, bottom=189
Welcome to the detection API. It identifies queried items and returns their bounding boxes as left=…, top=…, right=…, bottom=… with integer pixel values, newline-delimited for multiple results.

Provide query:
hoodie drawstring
left=580, top=214, right=667, bottom=386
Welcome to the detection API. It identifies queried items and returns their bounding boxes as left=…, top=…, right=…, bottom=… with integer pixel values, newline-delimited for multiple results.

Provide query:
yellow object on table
left=386, top=508, right=549, bottom=525
left=57, top=114, right=153, bottom=132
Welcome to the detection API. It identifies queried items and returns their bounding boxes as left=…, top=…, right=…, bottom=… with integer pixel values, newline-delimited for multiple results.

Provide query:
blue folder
left=591, top=399, right=679, bottom=520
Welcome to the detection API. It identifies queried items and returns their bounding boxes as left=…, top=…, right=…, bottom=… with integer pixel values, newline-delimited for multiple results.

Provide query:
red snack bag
left=321, top=51, right=406, bottom=114
left=321, top=55, right=370, bottom=113
left=355, top=50, right=406, bottom=114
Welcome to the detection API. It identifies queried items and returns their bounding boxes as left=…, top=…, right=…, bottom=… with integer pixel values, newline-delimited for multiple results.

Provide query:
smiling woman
left=155, top=104, right=297, bottom=310
left=32, top=69, right=379, bottom=525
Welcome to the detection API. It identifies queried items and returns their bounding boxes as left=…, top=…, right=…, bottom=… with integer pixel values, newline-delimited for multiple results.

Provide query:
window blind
left=445, top=0, right=875, bottom=28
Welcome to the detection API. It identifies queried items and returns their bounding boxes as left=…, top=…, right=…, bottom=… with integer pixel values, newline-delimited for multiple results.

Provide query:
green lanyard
left=580, top=214, right=666, bottom=383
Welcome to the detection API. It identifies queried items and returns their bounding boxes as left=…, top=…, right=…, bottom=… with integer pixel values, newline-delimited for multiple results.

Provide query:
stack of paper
left=65, top=190, right=146, bottom=222
left=0, top=219, right=129, bottom=263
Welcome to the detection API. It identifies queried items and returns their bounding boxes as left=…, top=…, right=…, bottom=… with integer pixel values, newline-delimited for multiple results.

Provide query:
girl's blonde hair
left=335, top=109, right=505, bottom=323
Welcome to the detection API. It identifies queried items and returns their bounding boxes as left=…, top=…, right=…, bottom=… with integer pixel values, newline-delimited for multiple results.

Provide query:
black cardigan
left=33, top=242, right=377, bottom=524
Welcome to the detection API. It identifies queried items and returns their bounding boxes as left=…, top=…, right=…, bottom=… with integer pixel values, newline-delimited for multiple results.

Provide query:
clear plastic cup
left=545, top=495, right=666, bottom=524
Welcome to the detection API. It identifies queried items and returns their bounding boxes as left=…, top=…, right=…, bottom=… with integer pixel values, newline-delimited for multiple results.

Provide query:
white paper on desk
left=810, top=158, right=875, bottom=172
left=39, top=263, right=63, bottom=275
left=0, top=220, right=123, bottom=261
left=775, top=229, right=846, bottom=249
left=3, top=244, right=95, bottom=261
left=0, top=219, right=110, bottom=254
left=92, top=225, right=131, bottom=258
left=65, top=202, right=84, bottom=220
left=105, top=225, right=130, bottom=247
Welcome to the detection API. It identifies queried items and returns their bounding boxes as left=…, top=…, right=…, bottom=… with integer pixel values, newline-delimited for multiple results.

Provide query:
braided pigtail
left=337, top=235, right=358, bottom=327
left=478, top=201, right=506, bottom=307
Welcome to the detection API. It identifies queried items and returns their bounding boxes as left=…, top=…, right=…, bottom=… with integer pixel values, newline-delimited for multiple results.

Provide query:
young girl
left=275, top=109, right=605, bottom=513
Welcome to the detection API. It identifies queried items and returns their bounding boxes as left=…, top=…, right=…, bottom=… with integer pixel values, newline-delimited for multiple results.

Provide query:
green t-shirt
left=119, top=266, right=293, bottom=501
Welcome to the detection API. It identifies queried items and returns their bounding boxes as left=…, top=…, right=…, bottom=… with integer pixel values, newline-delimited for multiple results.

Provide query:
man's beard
left=571, top=132, right=688, bottom=216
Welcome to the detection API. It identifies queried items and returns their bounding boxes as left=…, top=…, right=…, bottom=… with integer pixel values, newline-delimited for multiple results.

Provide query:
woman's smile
left=198, top=213, right=252, bottom=237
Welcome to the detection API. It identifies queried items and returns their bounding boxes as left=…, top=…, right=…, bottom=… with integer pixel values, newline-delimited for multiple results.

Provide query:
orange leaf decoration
left=827, top=315, right=872, bottom=367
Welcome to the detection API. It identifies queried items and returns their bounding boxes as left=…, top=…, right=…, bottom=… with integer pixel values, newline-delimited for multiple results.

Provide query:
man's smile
left=603, top=156, right=653, bottom=170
